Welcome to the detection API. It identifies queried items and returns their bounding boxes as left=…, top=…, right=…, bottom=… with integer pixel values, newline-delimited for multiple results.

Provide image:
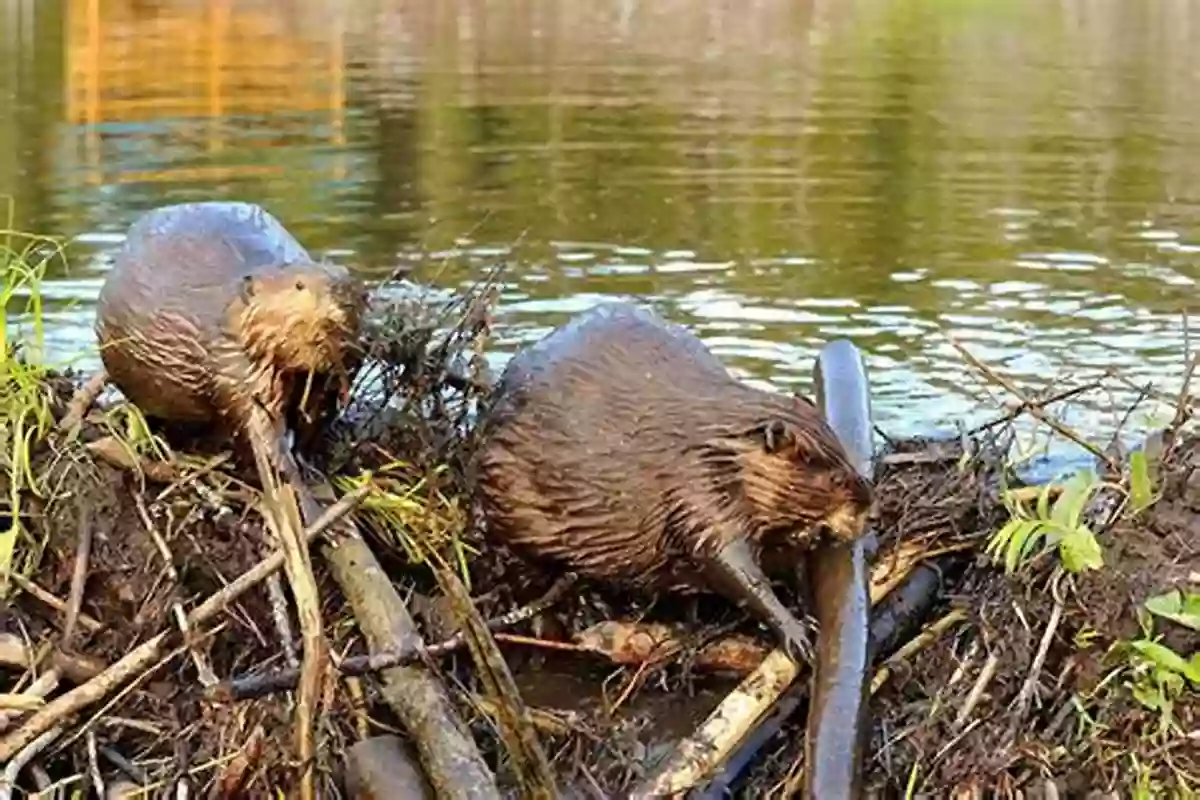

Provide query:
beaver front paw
left=778, top=616, right=817, bottom=666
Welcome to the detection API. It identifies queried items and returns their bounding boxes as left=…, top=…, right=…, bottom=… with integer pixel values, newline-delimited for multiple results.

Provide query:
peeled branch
left=314, top=487, right=503, bottom=800
left=574, top=621, right=770, bottom=675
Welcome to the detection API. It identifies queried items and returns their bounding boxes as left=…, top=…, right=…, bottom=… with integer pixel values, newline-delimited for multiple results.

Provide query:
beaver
left=473, top=301, right=874, bottom=664
left=95, top=201, right=367, bottom=467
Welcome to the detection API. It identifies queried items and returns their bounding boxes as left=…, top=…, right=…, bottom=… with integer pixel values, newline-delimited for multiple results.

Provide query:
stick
left=1011, top=569, right=1065, bottom=727
left=692, top=559, right=964, bottom=799
left=133, top=494, right=217, bottom=687
left=215, top=572, right=579, bottom=700
left=0, top=725, right=63, bottom=800
left=318, top=513, right=503, bottom=800
left=954, top=651, right=1001, bottom=730
left=0, top=671, right=60, bottom=734
left=948, top=337, right=1117, bottom=470
left=0, top=486, right=368, bottom=763
left=264, top=574, right=300, bottom=670
left=870, top=609, right=969, bottom=696
left=61, top=507, right=94, bottom=649
left=777, top=609, right=968, bottom=798
left=87, top=730, right=105, bottom=800
left=9, top=575, right=104, bottom=634
left=242, top=405, right=305, bottom=674
left=1167, top=352, right=1198, bottom=440
left=246, top=407, right=328, bottom=800
left=966, top=380, right=1103, bottom=435
left=433, top=552, right=558, bottom=799
left=57, top=369, right=108, bottom=431
left=86, top=436, right=179, bottom=485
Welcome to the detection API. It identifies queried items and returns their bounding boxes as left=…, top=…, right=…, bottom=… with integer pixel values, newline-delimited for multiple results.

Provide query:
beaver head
left=233, top=261, right=366, bottom=375
left=699, top=405, right=874, bottom=548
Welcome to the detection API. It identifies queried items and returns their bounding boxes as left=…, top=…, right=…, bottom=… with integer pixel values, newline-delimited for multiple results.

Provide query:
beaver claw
left=779, top=617, right=817, bottom=665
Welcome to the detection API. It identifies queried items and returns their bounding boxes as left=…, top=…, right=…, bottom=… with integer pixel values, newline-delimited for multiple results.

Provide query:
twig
left=0, top=671, right=60, bottom=734
left=493, top=633, right=592, bottom=652
left=87, top=731, right=105, bottom=799
left=1168, top=352, right=1198, bottom=440
left=1105, top=382, right=1153, bottom=465
left=634, top=544, right=946, bottom=798
left=27, top=765, right=52, bottom=795
left=948, top=337, right=1117, bottom=471
left=241, top=405, right=305, bottom=675
left=928, top=717, right=984, bottom=776
left=635, top=652, right=802, bottom=800
left=264, top=574, right=300, bottom=670
left=774, top=609, right=966, bottom=799
left=0, top=724, right=63, bottom=800
left=86, top=436, right=179, bottom=484
left=61, top=507, right=93, bottom=650
left=133, top=494, right=218, bottom=687
left=0, top=485, right=369, bottom=763
left=9, top=575, right=103, bottom=634
left=953, top=651, right=1001, bottom=730
left=215, top=572, right=578, bottom=700
left=1011, top=569, right=1065, bottom=727
left=100, top=744, right=149, bottom=785
left=432, top=549, right=558, bottom=798
left=870, top=609, right=970, bottom=696
left=0, top=695, right=44, bottom=712
left=247, top=408, right=329, bottom=800
left=967, top=379, right=1104, bottom=435
left=0, top=634, right=100, bottom=690
left=57, top=369, right=108, bottom=431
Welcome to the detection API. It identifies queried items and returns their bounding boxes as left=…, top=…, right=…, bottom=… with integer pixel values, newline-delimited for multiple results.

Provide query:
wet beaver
left=474, top=302, right=874, bottom=663
left=95, top=201, right=367, bottom=465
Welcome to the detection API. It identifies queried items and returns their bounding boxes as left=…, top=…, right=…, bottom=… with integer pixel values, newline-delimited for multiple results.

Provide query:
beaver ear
left=792, top=393, right=819, bottom=410
left=760, top=419, right=795, bottom=455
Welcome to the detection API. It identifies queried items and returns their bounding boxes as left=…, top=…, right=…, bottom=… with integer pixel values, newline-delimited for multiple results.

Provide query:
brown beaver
left=473, top=301, right=874, bottom=663
left=95, top=201, right=367, bottom=467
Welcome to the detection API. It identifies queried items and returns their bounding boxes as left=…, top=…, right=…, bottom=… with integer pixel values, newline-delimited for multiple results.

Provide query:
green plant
left=987, top=450, right=1158, bottom=575
left=1129, top=754, right=1164, bottom=800
left=0, top=216, right=69, bottom=586
left=98, top=401, right=172, bottom=462
left=1116, top=591, right=1200, bottom=742
left=333, top=461, right=478, bottom=587
left=988, top=468, right=1105, bottom=574
left=1143, top=588, right=1200, bottom=632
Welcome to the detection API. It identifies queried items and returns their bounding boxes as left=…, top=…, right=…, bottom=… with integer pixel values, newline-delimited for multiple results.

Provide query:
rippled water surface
left=3, top=0, right=1198, bottom=475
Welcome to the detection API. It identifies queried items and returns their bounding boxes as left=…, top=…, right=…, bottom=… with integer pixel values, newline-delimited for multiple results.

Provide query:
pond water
left=2, top=0, right=1197, bottom=479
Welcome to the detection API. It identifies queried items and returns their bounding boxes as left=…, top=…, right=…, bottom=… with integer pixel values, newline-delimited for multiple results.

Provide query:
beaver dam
left=2, top=253, right=1198, bottom=798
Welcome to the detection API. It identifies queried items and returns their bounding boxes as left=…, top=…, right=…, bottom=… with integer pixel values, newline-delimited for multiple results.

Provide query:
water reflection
left=3, top=0, right=1198, bottom=475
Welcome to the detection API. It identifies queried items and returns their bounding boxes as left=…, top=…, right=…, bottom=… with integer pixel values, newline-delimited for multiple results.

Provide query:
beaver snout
left=821, top=501, right=870, bottom=542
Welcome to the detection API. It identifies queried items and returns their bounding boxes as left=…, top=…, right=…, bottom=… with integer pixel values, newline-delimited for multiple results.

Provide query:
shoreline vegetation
left=1, top=228, right=1197, bottom=798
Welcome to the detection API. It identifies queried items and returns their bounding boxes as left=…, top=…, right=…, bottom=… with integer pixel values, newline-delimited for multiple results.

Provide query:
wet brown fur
left=474, top=301, right=874, bottom=596
left=96, top=201, right=366, bottom=459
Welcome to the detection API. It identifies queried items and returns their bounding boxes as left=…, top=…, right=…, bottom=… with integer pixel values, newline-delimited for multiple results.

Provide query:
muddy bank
left=1, top=279, right=1197, bottom=797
